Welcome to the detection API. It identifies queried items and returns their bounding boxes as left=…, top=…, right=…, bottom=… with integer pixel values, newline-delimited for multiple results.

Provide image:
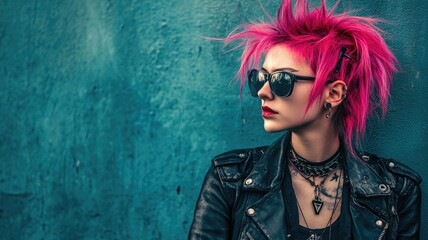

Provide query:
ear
left=324, top=80, right=347, bottom=108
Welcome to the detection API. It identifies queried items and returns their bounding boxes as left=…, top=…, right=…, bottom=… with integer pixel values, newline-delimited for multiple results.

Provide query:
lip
left=261, top=106, right=278, bottom=117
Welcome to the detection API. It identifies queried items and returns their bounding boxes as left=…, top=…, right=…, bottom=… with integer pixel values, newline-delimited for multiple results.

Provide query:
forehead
left=262, top=44, right=312, bottom=74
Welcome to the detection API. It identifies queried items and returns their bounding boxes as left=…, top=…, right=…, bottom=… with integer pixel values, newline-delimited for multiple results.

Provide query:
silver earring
left=325, top=102, right=332, bottom=118
left=342, top=85, right=348, bottom=99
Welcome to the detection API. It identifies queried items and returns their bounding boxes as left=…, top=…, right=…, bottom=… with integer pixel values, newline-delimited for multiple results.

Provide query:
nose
left=257, top=81, right=274, bottom=100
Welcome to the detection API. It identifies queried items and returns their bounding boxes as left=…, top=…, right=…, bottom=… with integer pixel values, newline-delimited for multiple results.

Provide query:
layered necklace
left=288, top=146, right=343, bottom=240
left=288, top=147, right=341, bottom=177
left=288, top=147, right=342, bottom=215
left=297, top=169, right=342, bottom=240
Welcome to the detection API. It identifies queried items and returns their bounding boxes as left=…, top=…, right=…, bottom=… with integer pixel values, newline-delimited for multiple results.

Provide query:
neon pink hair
left=223, top=0, right=397, bottom=153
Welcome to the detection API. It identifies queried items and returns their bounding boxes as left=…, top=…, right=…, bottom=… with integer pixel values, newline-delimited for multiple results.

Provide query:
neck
left=290, top=124, right=340, bottom=163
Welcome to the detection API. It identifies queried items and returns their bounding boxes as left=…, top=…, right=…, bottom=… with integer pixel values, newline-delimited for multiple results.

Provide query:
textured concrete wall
left=0, top=0, right=426, bottom=239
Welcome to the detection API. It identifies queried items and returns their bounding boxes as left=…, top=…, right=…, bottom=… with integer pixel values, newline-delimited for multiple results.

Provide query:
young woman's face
left=258, top=44, right=325, bottom=132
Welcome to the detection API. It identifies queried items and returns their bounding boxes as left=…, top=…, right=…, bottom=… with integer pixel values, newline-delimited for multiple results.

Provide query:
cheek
left=285, top=85, right=322, bottom=118
left=303, top=100, right=323, bottom=118
left=289, top=85, right=313, bottom=111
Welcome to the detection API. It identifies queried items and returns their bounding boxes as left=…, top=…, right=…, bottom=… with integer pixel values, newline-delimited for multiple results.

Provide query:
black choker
left=288, top=146, right=341, bottom=177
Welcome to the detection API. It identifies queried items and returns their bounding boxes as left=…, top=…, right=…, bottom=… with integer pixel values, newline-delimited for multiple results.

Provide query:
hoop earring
left=325, top=102, right=332, bottom=119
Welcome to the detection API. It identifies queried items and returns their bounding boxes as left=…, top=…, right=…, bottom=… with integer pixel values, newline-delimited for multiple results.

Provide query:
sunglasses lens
left=270, top=72, right=292, bottom=97
left=248, top=70, right=295, bottom=97
left=248, top=69, right=265, bottom=97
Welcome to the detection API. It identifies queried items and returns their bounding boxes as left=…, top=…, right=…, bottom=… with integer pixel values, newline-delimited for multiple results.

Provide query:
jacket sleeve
left=396, top=178, right=422, bottom=239
left=188, top=165, right=233, bottom=240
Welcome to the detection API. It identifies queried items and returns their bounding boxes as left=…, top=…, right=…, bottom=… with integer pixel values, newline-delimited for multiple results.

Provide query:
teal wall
left=0, top=0, right=426, bottom=239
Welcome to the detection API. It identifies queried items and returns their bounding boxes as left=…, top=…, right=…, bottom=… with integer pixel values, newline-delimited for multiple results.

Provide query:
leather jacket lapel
left=346, top=154, right=393, bottom=238
left=346, top=154, right=394, bottom=197
left=242, top=133, right=290, bottom=239
left=243, top=133, right=290, bottom=191
left=350, top=197, right=390, bottom=239
left=345, top=154, right=392, bottom=219
left=247, top=185, right=287, bottom=239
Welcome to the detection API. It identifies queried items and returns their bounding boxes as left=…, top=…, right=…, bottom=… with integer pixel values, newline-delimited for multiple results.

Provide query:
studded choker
left=288, top=146, right=341, bottom=177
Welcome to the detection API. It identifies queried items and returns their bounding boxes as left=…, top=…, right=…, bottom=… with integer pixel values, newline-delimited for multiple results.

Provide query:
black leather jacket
left=189, top=133, right=422, bottom=239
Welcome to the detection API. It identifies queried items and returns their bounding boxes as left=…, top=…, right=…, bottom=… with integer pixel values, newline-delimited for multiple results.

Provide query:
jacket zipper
left=378, top=223, right=389, bottom=240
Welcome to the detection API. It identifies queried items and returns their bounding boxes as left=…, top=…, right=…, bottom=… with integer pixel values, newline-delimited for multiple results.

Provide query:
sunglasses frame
left=248, top=69, right=316, bottom=98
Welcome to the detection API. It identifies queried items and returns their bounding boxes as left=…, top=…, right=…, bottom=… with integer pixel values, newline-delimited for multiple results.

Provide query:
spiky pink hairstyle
left=224, top=0, right=397, bottom=153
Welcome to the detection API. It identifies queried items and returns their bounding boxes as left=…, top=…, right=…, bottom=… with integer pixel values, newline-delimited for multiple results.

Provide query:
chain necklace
left=289, top=147, right=342, bottom=214
left=288, top=147, right=341, bottom=177
left=296, top=169, right=343, bottom=240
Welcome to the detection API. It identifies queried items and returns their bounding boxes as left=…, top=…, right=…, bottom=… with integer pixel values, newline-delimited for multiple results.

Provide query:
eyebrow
left=261, top=67, right=299, bottom=73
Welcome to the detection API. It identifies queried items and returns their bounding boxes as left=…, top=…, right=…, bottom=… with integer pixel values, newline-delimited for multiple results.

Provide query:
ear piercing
left=325, top=102, right=332, bottom=118
left=342, top=85, right=348, bottom=99
left=326, top=85, right=347, bottom=118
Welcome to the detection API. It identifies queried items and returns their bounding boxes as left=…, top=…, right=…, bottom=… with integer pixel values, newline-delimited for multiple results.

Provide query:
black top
left=282, top=159, right=352, bottom=240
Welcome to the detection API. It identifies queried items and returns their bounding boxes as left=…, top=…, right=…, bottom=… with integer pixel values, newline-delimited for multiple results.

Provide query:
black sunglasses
left=247, top=69, right=315, bottom=97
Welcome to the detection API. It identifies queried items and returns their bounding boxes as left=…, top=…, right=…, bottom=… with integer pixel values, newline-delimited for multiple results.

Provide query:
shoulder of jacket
left=212, top=146, right=268, bottom=166
left=360, top=152, right=422, bottom=185
left=211, top=146, right=268, bottom=182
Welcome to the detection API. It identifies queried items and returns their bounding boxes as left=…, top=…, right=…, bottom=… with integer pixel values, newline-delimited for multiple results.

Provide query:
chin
left=263, top=122, right=288, bottom=133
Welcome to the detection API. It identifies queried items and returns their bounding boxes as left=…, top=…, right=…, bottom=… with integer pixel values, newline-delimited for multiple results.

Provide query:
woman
left=189, top=0, right=422, bottom=239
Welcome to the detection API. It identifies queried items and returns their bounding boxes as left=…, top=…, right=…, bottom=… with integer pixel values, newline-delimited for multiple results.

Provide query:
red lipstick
left=261, top=106, right=278, bottom=117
